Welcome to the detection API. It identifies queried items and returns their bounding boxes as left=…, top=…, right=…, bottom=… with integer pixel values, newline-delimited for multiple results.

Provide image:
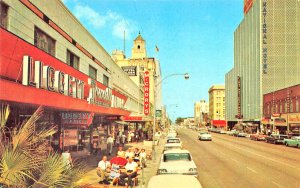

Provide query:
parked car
left=227, top=130, right=237, bottom=136
left=220, top=130, right=227, bottom=134
left=164, top=138, right=182, bottom=151
left=250, top=133, right=267, bottom=141
left=148, top=175, right=202, bottom=188
left=265, top=134, right=288, bottom=144
left=166, top=132, right=177, bottom=139
left=198, top=132, right=212, bottom=141
left=233, top=131, right=247, bottom=137
left=157, top=149, right=198, bottom=177
left=283, top=136, right=300, bottom=148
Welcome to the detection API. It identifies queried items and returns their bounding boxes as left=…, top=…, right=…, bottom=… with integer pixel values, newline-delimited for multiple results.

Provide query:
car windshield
left=167, top=139, right=180, bottom=143
left=163, top=153, right=191, bottom=162
left=200, top=132, right=209, bottom=134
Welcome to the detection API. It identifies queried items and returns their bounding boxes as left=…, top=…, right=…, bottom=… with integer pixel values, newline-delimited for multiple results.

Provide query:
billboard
left=121, top=66, right=137, bottom=76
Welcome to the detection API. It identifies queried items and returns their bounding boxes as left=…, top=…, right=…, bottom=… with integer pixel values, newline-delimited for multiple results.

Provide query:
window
left=290, top=100, right=293, bottom=113
left=34, top=27, right=55, bottom=56
left=89, top=65, right=97, bottom=80
left=0, top=2, right=8, bottom=29
left=103, top=74, right=109, bottom=86
left=296, top=98, right=299, bottom=112
left=137, top=45, right=140, bottom=49
left=284, top=101, right=288, bottom=113
left=67, top=50, right=79, bottom=70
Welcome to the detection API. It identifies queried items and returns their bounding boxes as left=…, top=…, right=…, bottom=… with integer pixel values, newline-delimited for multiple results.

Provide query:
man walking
left=107, top=135, right=114, bottom=155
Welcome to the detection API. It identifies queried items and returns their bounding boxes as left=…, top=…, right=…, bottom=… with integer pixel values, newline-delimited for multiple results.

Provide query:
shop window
left=34, top=27, right=56, bottom=56
left=0, top=2, right=8, bottom=29
left=89, top=65, right=97, bottom=80
left=103, top=74, right=109, bottom=86
left=67, top=50, right=79, bottom=70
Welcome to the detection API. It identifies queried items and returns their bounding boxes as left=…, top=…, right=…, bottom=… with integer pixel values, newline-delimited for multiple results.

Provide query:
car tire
left=285, top=143, right=288, bottom=146
left=297, top=144, right=300, bottom=149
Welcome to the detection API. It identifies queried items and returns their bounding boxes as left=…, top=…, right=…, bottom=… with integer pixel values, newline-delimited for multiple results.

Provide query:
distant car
left=250, top=133, right=267, bottom=141
left=157, top=149, right=198, bottom=177
left=198, top=132, right=212, bottom=141
left=220, top=130, right=227, bottom=134
left=265, top=134, right=288, bottom=144
left=227, top=130, right=237, bottom=136
left=148, top=175, right=202, bottom=188
left=233, top=131, right=247, bottom=137
left=166, top=132, right=177, bottom=139
left=283, top=136, right=300, bottom=148
left=164, top=138, right=182, bottom=151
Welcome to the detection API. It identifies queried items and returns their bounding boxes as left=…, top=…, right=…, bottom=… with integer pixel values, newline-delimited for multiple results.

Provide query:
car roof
left=148, top=175, right=202, bottom=188
left=163, top=149, right=190, bottom=154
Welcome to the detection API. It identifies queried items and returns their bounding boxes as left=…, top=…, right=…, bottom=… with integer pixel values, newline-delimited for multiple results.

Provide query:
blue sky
left=63, top=0, right=244, bottom=121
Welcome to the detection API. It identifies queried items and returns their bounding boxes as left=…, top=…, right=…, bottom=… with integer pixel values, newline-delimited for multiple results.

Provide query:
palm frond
left=0, top=104, right=10, bottom=130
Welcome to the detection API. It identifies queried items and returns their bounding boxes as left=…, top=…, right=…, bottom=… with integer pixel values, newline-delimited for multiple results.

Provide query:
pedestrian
left=116, top=135, right=120, bottom=147
left=96, top=155, right=111, bottom=185
left=139, top=149, right=147, bottom=168
left=127, top=132, right=131, bottom=143
left=107, top=135, right=114, bottom=155
left=117, top=146, right=125, bottom=158
left=121, top=134, right=126, bottom=145
left=130, top=132, right=134, bottom=143
left=61, top=149, right=73, bottom=167
left=93, top=141, right=98, bottom=155
left=267, top=128, right=271, bottom=136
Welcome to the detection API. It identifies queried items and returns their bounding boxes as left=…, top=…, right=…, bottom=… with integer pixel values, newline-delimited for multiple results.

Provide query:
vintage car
left=283, top=136, right=300, bottom=148
left=233, top=131, right=247, bottom=137
left=250, top=133, right=267, bottom=141
left=164, top=138, right=183, bottom=151
left=148, top=175, right=202, bottom=188
left=265, top=134, right=288, bottom=144
left=157, top=149, right=198, bottom=177
left=198, top=132, right=212, bottom=141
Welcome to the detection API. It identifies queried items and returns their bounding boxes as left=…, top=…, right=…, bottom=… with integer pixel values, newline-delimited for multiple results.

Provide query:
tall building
left=209, top=85, right=226, bottom=128
left=194, top=100, right=209, bottom=127
left=0, top=0, right=142, bottom=153
left=225, top=0, right=300, bottom=131
left=112, top=33, right=163, bottom=130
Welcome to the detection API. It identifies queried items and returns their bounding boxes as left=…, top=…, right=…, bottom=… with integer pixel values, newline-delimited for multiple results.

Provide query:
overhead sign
left=237, top=76, right=242, bottom=118
left=121, top=66, right=137, bottom=76
left=144, top=71, right=150, bottom=115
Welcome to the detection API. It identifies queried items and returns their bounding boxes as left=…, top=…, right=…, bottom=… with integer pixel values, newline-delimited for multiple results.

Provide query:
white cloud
left=73, top=5, right=106, bottom=28
left=71, top=4, right=138, bottom=40
left=113, top=18, right=138, bottom=40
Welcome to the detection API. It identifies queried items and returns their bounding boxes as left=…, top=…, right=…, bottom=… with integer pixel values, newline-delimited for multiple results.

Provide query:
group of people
left=96, top=146, right=147, bottom=187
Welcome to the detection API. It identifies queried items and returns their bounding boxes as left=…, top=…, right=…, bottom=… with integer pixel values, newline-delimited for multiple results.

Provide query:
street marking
left=272, top=181, right=285, bottom=188
left=226, top=143, right=300, bottom=171
left=246, top=167, right=258, bottom=174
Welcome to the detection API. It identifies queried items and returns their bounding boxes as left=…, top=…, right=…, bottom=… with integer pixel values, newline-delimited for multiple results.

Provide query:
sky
left=62, top=0, right=244, bottom=121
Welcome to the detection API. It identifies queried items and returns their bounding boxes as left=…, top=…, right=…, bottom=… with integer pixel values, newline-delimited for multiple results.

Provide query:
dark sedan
left=265, top=134, right=288, bottom=144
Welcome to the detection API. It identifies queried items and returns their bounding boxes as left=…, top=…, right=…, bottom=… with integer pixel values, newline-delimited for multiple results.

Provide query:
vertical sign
left=144, top=71, right=150, bottom=115
left=237, top=76, right=242, bottom=118
left=262, top=0, right=268, bottom=74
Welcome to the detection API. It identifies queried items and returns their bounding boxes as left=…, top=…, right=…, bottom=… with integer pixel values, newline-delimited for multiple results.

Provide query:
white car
left=198, top=132, right=212, bottom=141
left=164, top=138, right=182, bottom=151
left=157, top=149, right=198, bottom=177
left=148, top=175, right=202, bottom=188
left=166, top=132, right=177, bottom=139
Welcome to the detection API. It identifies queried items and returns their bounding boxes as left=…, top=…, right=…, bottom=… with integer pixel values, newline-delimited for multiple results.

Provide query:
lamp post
left=152, top=73, right=189, bottom=161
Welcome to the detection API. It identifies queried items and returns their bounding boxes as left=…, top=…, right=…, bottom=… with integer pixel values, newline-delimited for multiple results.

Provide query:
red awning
left=211, top=120, right=226, bottom=127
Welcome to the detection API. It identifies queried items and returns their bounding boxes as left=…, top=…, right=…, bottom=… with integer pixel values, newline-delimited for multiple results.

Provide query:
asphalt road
left=177, top=128, right=300, bottom=188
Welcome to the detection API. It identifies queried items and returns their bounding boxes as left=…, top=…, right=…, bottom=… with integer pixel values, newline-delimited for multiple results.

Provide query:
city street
left=178, top=128, right=300, bottom=188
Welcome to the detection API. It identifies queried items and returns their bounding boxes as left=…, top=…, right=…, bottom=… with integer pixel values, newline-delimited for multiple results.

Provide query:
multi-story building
left=225, top=0, right=300, bottom=131
left=194, top=100, right=209, bottom=127
left=209, top=85, right=226, bottom=128
left=112, top=33, right=163, bottom=130
left=0, top=0, right=142, bottom=153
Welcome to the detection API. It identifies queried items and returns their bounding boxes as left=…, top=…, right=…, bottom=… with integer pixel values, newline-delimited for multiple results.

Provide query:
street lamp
left=152, top=73, right=189, bottom=160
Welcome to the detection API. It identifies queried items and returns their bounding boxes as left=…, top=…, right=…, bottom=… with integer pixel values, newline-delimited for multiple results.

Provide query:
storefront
left=0, top=28, right=130, bottom=153
left=272, top=114, right=288, bottom=134
left=288, top=113, right=300, bottom=134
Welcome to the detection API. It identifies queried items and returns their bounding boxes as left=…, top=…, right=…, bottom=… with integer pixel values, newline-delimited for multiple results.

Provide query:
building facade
left=225, top=0, right=300, bottom=131
left=194, top=100, right=209, bottom=127
left=0, top=0, right=142, bottom=153
left=112, top=33, right=163, bottom=131
left=209, top=85, right=226, bottom=128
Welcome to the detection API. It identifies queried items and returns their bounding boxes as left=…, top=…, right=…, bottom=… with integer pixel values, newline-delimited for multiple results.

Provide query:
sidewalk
left=77, top=137, right=165, bottom=188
